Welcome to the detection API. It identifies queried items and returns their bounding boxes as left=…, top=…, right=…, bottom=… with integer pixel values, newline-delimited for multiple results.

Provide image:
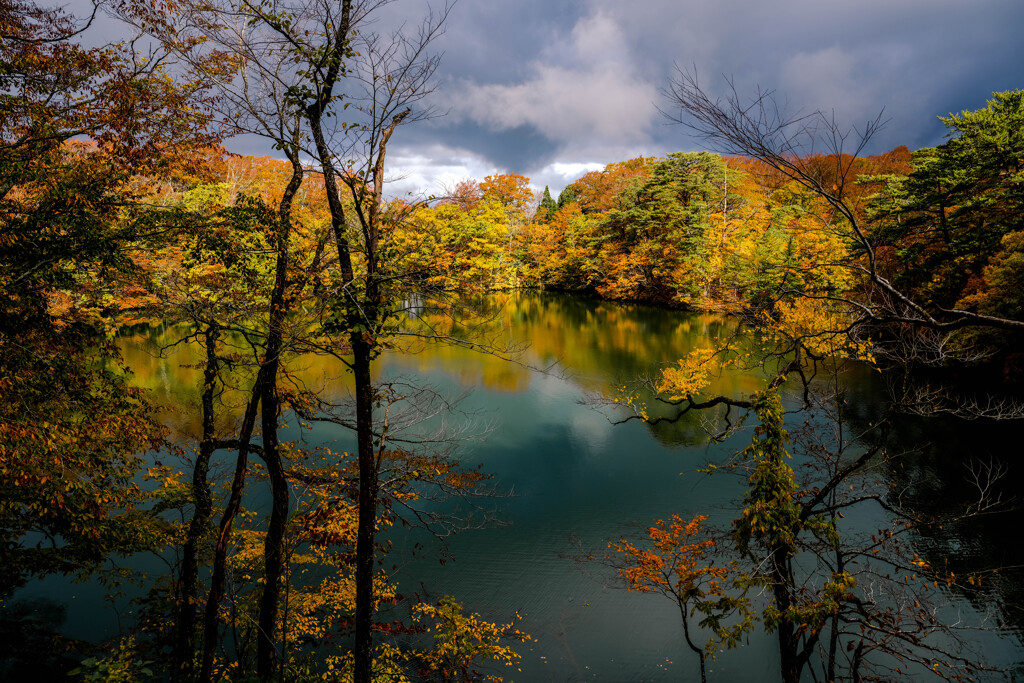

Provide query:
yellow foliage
left=321, top=643, right=412, bottom=682
left=656, top=347, right=717, bottom=400
left=762, top=298, right=872, bottom=361
left=782, top=206, right=857, bottom=293
left=958, top=230, right=1024, bottom=319
left=595, top=247, right=649, bottom=301
left=411, top=597, right=530, bottom=682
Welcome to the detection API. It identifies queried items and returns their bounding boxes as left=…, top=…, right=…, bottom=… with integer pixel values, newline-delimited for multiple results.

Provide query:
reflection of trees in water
left=114, top=291, right=793, bottom=447
left=115, top=321, right=255, bottom=439
left=0, top=599, right=80, bottom=679
left=890, top=424, right=1024, bottom=642
left=841, top=368, right=1024, bottom=642
left=121, top=292, right=742, bottom=409
left=382, top=291, right=749, bottom=404
left=110, top=291, right=1024, bottom=674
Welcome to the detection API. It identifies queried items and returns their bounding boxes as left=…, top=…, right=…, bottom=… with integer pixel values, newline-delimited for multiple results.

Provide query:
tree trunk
left=174, top=322, right=219, bottom=680
left=256, top=357, right=289, bottom=680
left=255, top=152, right=303, bottom=682
left=200, top=386, right=261, bottom=682
left=771, top=550, right=801, bottom=683
left=678, top=598, right=706, bottom=683
left=352, top=336, right=377, bottom=683
left=298, top=14, right=409, bottom=678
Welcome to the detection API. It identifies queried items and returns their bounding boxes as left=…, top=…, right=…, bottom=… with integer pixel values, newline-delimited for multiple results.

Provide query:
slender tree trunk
left=200, top=386, right=261, bottom=682
left=298, top=11, right=391, bottom=673
left=199, top=144, right=303, bottom=683
left=851, top=641, right=865, bottom=683
left=678, top=598, right=706, bottom=683
left=299, top=12, right=411, bottom=678
left=255, top=152, right=303, bottom=682
left=255, top=333, right=288, bottom=678
left=174, top=322, right=220, bottom=680
left=352, top=336, right=377, bottom=683
left=255, top=324, right=288, bottom=679
left=347, top=111, right=404, bottom=683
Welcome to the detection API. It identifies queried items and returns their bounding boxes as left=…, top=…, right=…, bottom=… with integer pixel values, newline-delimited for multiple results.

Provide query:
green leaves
left=869, top=90, right=1024, bottom=316
left=733, top=390, right=799, bottom=557
left=69, top=635, right=156, bottom=682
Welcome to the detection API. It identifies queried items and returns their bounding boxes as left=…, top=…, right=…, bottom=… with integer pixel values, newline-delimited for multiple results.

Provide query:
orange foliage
left=610, top=514, right=728, bottom=599
left=572, top=157, right=654, bottom=213
left=479, top=173, right=533, bottom=212
left=525, top=202, right=592, bottom=288
left=442, top=178, right=483, bottom=212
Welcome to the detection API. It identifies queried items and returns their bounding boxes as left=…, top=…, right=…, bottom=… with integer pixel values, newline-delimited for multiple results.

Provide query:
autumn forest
left=2, top=0, right=1024, bottom=681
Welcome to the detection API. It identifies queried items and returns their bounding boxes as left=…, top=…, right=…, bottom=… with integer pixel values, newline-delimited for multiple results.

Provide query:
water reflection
left=116, top=292, right=744, bottom=439
left=106, top=291, right=1022, bottom=680
left=0, top=598, right=79, bottom=679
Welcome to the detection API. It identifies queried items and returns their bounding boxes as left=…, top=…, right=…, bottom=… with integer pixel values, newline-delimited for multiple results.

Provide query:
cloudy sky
left=239, top=0, right=1024, bottom=197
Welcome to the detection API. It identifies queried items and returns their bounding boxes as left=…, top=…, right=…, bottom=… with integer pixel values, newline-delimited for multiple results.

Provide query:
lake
left=14, top=291, right=1024, bottom=681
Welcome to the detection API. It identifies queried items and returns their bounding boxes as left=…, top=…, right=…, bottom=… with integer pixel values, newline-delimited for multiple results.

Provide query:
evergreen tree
left=536, top=185, right=557, bottom=221
left=556, top=185, right=577, bottom=209
left=871, top=90, right=1024, bottom=312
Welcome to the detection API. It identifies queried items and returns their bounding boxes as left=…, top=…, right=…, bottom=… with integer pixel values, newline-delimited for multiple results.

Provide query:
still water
left=22, top=291, right=1024, bottom=680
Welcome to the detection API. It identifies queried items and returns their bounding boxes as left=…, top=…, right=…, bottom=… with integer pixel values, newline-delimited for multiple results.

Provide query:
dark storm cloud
left=415, top=119, right=558, bottom=173
left=386, top=0, right=1024, bottom=193
left=434, top=0, right=583, bottom=83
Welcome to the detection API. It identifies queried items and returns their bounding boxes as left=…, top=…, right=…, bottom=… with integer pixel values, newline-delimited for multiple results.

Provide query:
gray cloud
left=220, top=0, right=1024, bottom=194
left=447, top=11, right=660, bottom=142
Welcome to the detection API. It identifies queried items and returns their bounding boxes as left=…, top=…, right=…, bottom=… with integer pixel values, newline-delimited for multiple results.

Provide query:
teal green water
left=15, top=291, right=1023, bottom=681
left=372, top=294, right=1023, bottom=681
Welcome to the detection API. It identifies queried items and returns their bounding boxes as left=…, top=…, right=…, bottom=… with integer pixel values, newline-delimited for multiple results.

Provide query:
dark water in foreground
left=14, top=292, right=1024, bottom=681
